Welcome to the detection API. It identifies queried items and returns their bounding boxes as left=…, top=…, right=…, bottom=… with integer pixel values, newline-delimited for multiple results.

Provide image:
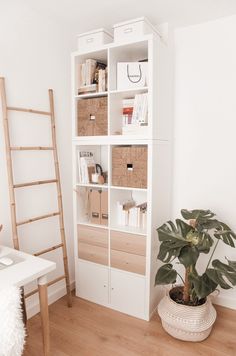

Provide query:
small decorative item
left=155, top=209, right=236, bottom=342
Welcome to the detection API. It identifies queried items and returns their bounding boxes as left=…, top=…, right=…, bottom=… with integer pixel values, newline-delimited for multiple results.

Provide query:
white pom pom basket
left=157, top=292, right=217, bottom=342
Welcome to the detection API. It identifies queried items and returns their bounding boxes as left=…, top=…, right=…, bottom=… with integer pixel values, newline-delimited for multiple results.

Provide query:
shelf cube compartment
left=110, top=187, right=147, bottom=235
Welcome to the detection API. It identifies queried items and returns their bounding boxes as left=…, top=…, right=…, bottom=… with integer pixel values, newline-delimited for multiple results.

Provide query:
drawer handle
left=127, top=163, right=133, bottom=171
left=102, top=214, right=108, bottom=220
left=90, top=114, right=95, bottom=121
left=92, top=212, right=99, bottom=218
left=124, top=27, right=133, bottom=34
left=86, top=37, right=94, bottom=43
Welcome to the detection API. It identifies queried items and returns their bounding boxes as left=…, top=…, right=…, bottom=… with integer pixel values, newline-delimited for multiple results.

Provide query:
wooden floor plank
left=23, top=294, right=236, bottom=356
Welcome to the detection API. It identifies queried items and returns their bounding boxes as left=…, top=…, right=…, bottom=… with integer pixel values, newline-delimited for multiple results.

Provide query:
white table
left=0, top=245, right=56, bottom=356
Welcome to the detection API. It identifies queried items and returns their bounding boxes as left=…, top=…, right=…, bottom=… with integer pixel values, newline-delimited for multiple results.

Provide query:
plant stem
left=183, top=267, right=190, bottom=303
left=206, top=239, right=220, bottom=269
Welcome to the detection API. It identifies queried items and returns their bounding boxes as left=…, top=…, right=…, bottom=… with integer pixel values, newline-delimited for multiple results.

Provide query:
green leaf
left=178, top=245, right=199, bottom=267
left=197, top=232, right=214, bottom=253
left=211, top=259, right=236, bottom=286
left=189, top=272, right=217, bottom=299
left=214, top=222, right=236, bottom=247
left=155, top=264, right=177, bottom=285
left=181, top=209, right=215, bottom=222
left=157, top=241, right=184, bottom=263
left=206, top=268, right=231, bottom=289
left=157, top=219, right=191, bottom=262
left=157, top=219, right=193, bottom=242
left=226, top=258, right=236, bottom=270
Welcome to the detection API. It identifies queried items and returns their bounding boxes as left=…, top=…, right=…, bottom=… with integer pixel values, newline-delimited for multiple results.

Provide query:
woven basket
left=157, top=293, right=217, bottom=342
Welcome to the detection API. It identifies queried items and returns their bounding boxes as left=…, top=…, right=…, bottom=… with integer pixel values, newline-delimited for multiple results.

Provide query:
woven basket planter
left=158, top=292, right=217, bottom=342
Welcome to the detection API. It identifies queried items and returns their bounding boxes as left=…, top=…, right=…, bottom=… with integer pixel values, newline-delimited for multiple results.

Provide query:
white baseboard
left=213, top=294, right=236, bottom=310
left=26, top=281, right=75, bottom=319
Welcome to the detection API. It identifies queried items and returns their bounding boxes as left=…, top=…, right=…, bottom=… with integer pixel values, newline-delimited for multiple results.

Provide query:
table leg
left=38, top=275, right=50, bottom=356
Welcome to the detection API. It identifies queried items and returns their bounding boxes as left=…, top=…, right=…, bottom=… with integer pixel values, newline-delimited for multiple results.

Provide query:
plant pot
left=157, top=292, right=217, bottom=342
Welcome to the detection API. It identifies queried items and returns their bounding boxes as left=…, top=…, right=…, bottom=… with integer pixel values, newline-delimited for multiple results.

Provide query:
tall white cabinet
left=72, top=28, right=173, bottom=320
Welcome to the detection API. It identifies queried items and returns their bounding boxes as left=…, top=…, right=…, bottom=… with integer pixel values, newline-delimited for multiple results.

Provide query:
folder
left=90, top=190, right=101, bottom=225
left=101, top=190, right=108, bottom=226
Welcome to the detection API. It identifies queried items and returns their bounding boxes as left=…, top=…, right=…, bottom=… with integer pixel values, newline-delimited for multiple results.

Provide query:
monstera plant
left=155, top=209, right=236, bottom=341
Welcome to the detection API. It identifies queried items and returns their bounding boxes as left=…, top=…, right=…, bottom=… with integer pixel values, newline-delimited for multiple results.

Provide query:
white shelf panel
left=110, top=185, right=147, bottom=192
left=76, top=183, right=108, bottom=189
left=110, top=225, right=147, bottom=236
left=110, top=87, right=148, bottom=97
left=72, top=136, right=151, bottom=145
left=77, top=221, right=109, bottom=230
left=75, top=91, right=108, bottom=99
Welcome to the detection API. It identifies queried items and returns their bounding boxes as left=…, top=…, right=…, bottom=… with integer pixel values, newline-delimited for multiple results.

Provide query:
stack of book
left=117, top=200, right=147, bottom=229
left=122, top=98, right=134, bottom=126
left=78, top=151, right=95, bottom=184
left=122, top=93, right=148, bottom=135
left=78, top=59, right=107, bottom=94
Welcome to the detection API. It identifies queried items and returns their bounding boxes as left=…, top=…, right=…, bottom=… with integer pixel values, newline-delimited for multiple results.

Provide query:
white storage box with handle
left=113, top=17, right=159, bottom=42
left=77, top=28, right=113, bottom=51
left=117, top=62, right=148, bottom=90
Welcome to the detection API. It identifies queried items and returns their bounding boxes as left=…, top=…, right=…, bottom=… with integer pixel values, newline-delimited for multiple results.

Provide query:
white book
left=129, top=207, right=139, bottom=227
left=81, top=63, right=86, bottom=87
left=139, top=93, right=148, bottom=124
left=98, top=69, right=106, bottom=92
left=85, top=59, right=97, bottom=86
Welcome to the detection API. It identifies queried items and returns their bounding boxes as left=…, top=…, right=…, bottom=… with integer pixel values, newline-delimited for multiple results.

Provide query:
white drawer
left=77, top=28, right=113, bottom=51
left=113, top=17, right=157, bottom=42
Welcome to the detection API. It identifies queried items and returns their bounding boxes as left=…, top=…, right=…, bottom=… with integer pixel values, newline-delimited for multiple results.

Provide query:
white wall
left=0, top=2, right=75, bottom=316
left=173, top=15, right=236, bottom=309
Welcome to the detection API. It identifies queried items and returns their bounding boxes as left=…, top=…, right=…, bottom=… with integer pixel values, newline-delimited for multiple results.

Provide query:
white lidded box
left=77, top=28, right=113, bottom=51
left=117, top=62, right=148, bottom=90
left=113, top=17, right=159, bottom=42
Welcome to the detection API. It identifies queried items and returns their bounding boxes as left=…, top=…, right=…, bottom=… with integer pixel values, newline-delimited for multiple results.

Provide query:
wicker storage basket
left=77, top=97, right=107, bottom=136
left=112, top=145, right=147, bottom=188
left=158, top=294, right=217, bottom=342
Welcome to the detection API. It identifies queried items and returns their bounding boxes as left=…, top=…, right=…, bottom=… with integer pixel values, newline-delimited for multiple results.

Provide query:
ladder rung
left=7, top=106, right=51, bottom=116
left=13, top=179, right=58, bottom=188
left=34, top=243, right=63, bottom=256
left=10, top=146, right=54, bottom=151
left=25, top=275, right=66, bottom=298
left=17, top=212, right=60, bottom=226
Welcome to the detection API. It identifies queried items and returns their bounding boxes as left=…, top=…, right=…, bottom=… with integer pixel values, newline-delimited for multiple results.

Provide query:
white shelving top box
left=113, top=17, right=160, bottom=43
left=77, top=28, right=113, bottom=52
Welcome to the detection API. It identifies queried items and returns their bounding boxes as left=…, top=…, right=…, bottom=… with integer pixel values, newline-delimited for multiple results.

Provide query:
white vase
left=157, top=293, right=217, bottom=342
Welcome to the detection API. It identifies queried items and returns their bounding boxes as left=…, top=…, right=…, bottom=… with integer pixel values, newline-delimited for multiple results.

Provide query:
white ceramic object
left=158, top=294, right=217, bottom=342
left=77, top=28, right=113, bottom=52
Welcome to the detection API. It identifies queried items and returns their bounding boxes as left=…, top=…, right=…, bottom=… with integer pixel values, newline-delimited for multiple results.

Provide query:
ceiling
left=25, top=0, right=236, bottom=34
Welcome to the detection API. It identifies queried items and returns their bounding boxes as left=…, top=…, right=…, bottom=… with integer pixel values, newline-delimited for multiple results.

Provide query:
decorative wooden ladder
left=0, top=77, right=72, bottom=308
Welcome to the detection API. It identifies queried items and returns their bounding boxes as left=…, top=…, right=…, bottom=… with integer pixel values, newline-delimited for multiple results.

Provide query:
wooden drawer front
left=78, top=242, right=108, bottom=266
left=111, top=230, right=146, bottom=256
left=78, top=224, right=108, bottom=248
left=111, top=250, right=146, bottom=275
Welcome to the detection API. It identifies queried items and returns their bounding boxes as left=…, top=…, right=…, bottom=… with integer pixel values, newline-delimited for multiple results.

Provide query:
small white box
left=117, top=62, right=148, bottom=90
left=77, top=28, right=113, bottom=51
left=113, top=17, right=159, bottom=42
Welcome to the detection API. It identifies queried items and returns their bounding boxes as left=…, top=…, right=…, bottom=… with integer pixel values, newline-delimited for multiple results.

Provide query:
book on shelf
left=122, top=93, right=148, bottom=135
left=78, top=59, right=107, bottom=94
left=78, top=151, right=95, bottom=184
left=78, top=84, right=97, bottom=94
left=117, top=200, right=147, bottom=229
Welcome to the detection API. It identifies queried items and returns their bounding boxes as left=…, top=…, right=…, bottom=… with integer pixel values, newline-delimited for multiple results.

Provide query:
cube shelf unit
left=72, top=32, right=173, bottom=320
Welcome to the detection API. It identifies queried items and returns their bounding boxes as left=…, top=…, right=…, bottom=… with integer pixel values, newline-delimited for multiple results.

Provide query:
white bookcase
left=72, top=30, right=173, bottom=320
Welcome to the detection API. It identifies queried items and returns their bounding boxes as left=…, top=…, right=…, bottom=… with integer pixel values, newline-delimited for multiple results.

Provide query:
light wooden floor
left=24, top=294, right=236, bottom=356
